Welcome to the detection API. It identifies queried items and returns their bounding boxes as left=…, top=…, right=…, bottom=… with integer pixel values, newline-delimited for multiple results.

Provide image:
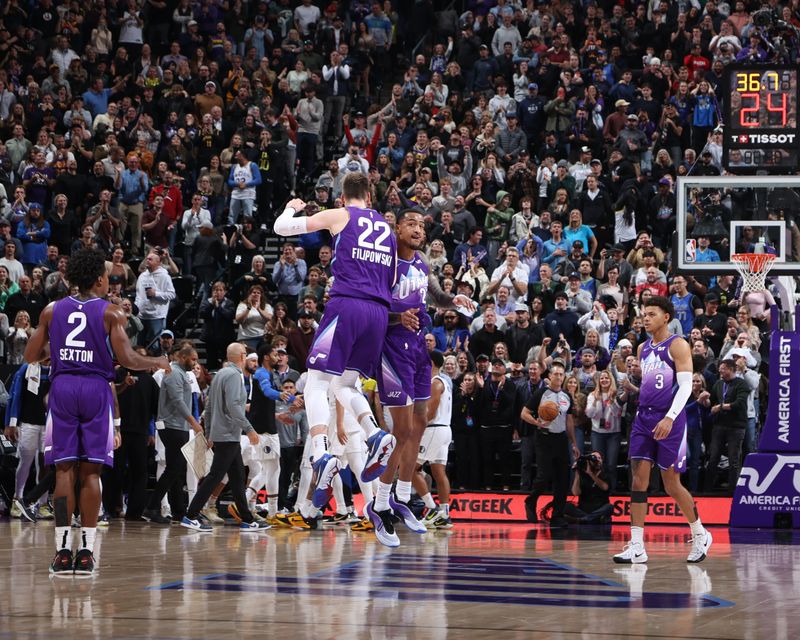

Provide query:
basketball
left=538, top=400, right=560, bottom=423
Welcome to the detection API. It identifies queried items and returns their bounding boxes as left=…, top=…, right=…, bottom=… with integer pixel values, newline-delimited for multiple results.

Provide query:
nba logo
left=685, top=239, right=697, bottom=262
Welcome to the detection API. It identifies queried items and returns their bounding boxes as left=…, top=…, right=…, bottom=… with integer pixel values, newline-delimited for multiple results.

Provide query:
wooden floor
left=0, top=518, right=797, bottom=639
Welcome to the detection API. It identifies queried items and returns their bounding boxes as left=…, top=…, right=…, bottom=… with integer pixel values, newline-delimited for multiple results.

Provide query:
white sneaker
left=201, top=506, right=225, bottom=524
left=612, top=541, right=648, bottom=564
left=687, top=529, right=713, bottom=563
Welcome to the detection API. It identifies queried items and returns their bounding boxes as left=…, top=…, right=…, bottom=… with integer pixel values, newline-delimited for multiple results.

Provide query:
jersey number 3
left=357, top=218, right=392, bottom=252
left=65, top=312, right=87, bottom=348
left=655, top=373, right=665, bottom=390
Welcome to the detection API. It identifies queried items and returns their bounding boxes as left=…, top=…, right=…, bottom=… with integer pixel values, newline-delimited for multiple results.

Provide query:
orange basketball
left=538, top=400, right=560, bottom=422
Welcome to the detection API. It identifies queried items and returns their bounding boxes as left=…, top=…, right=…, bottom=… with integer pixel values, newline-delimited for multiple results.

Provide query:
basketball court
left=0, top=520, right=797, bottom=639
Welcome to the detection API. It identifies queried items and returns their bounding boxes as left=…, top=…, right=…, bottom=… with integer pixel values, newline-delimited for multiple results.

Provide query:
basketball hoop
left=731, top=253, right=777, bottom=292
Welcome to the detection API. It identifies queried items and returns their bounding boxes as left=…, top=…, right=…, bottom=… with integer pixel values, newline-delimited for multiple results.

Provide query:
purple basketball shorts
left=306, top=296, right=389, bottom=378
left=378, top=330, right=431, bottom=407
left=629, top=407, right=688, bottom=473
left=45, top=375, right=114, bottom=467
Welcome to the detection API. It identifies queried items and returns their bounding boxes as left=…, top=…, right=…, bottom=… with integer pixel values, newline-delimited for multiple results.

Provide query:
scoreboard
left=723, top=65, right=799, bottom=174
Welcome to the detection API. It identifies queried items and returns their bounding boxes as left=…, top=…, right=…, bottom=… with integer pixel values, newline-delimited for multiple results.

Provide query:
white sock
left=311, top=433, right=329, bottom=462
left=359, top=413, right=379, bottom=439
left=299, top=500, right=317, bottom=519
left=442, top=502, right=450, bottom=517
left=268, top=497, right=278, bottom=516
left=395, top=480, right=411, bottom=503
left=421, top=492, right=437, bottom=510
left=689, top=518, right=705, bottom=536
left=80, top=528, right=97, bottom=553
left=375, top=481, right=392, bottom=511
left=631, top=526, right=644, bottom=546
left=55, top=526, right=72, bottom=552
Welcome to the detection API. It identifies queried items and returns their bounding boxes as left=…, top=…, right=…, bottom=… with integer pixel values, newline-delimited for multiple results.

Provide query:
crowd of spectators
left=0, top=0, right=788, bottom=518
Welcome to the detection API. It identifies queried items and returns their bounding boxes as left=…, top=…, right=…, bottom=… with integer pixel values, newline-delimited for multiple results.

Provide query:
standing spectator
left=295, top=84, right=324, bottom=183
left=272, top=242, right=307, bottom=317
left=17, top=203, right=51, bottom=270
left=235, top=285, right=273, bottom=352
left=226, top=150, right=262, bottom=225
left=180, top=193, right=212, bottom=276
left=199, top=281, right=237, bottom=370
left=5, top=277, right=46, bottom=327
left=115, top=155, right=150, bottom=257
left=134, top=250, right=176, bottom=348
left=706, top=358, right=750, bottom=494
left=476, top=358, right=518, bottom=490
left=585, top=370, right=624, bottom=490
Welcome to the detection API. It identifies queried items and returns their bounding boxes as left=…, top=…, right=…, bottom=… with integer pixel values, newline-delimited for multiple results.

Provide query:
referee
left=520, top=360, right=580, bottom=527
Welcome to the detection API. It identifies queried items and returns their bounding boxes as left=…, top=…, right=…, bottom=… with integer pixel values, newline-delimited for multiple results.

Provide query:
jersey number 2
left=65, top=312, right=87, bottom=348
left=357, top=218, right=392, bottom=252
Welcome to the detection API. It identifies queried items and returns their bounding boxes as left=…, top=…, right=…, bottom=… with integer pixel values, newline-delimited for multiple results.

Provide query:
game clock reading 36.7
left=723, top=66, right=800, bottom=173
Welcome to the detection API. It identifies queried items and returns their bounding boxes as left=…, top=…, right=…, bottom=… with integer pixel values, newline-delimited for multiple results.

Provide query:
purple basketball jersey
left=329, top=206, right=397, bottom=305
left=389, top=251, right=429, bottom=326
left=638, top=334, right=680, bottom=411
left=50, top=296, right=115, bottom=382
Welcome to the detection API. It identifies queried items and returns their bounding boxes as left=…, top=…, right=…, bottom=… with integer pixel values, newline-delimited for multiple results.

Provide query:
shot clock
left=723, top=65, right=800, bottom=174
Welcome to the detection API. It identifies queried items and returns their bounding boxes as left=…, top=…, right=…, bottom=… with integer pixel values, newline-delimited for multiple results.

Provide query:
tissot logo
left=732, top=133, right=796, bottom=144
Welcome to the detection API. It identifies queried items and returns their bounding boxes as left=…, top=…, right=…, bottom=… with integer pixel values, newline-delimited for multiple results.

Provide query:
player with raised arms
left=366, top=209, right=474, bottom=546
left=613, top=295, right=712, bottom=564
left=25, top=248, right=171, bottom=575
left=274, top=173, right=397, bottom=527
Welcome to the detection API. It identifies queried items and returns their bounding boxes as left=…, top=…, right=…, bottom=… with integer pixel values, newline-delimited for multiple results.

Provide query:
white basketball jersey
left=429, top=373, right=452, bottom=426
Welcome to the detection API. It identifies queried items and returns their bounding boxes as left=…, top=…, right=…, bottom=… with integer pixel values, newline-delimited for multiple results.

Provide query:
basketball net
left=731, top=253, right=777, bottom=293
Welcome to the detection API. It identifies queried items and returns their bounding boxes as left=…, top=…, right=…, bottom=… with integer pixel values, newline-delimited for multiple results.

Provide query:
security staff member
left=520, top=359, right=580, bottom=527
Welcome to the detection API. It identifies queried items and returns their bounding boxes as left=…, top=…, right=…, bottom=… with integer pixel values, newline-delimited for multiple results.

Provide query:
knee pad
left=631, top=491, right=648, bottom=503
left=304, top=370, right=334, bottom=428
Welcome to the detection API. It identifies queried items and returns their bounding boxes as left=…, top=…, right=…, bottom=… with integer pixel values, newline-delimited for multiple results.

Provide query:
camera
left=575, top=453, right=601, bottom=471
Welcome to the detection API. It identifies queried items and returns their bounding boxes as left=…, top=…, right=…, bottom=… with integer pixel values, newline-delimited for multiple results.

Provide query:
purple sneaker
left=365, top=499, right=400, bottom=548
left=389, top=493, right=427, bottom=533
left=311, top=453, right=341, bottom=509
left=361, top=431, right=396, bottom=482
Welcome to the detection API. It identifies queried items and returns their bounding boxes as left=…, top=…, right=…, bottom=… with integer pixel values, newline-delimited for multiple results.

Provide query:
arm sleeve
left=665, top=370, right=693, bottom=421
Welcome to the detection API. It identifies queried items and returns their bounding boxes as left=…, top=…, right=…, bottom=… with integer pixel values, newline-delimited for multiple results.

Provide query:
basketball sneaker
left=323, top=513, right=350, bottom=525
left=201, top=506, right=225, bottom=524
left=228, top=503, right=243, bottom=523
left=687, top=529, right=713, bottom=563
left=143, top=509, right=171, bottom=525
left=280, top=511, right=318, bottom=530
left=49, top=549, right=74, bottom=576
left=428, top=513, right=454, bottom=530
left=365, top=499, right=400, bottom=547
left=180, top=516, right=213, bottom=532
left=422, top=506, right=441, bottom=526
left=14, top=499, right=36, bottom=523
left=73, top=549, right=95, bottom=576
left=388, top=493, right=427, bottom=533
left=37, top=504, right=55, bottom=520
left=361, top=431, right=396, bottom=482
left=264, top=515, right=287, bottom=527
left=97, top=513, right=110, bottom=527
left=239, top=521, right=271, bottom=532
left=345, top=511, right=361, bottom=524
left=612, top=541, right=648, bottom=564
left=311, top=453, right=341, bottom=509
left=351, top=517, right=374, bottom=532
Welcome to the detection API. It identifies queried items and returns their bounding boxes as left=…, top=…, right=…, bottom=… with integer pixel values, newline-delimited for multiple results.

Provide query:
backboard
left=676, top=175, right=800, bottom=276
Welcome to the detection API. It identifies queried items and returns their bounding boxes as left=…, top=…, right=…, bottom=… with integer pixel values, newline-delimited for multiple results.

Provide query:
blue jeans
left=139, top=317, right=166, bottom=351
left=590, top=431, right=621, bottom=491
left=686, top=426, right=704, bottom=492
left=228, top=198, right=254, bottom=225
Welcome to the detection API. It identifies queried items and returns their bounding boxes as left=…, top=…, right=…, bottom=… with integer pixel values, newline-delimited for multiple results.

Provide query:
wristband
left=114, top=418, right=121, bottom=428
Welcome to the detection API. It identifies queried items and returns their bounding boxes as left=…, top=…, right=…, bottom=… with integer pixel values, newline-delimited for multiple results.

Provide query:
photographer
left=565, top=451, right=613, bottom=524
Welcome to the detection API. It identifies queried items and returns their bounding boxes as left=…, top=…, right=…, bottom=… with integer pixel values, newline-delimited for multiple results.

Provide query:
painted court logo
left=150, top=554, right=733, bottom=609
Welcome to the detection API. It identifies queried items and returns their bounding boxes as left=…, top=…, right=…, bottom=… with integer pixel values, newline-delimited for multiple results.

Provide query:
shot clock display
left=723, top=66, right=800, bottom=173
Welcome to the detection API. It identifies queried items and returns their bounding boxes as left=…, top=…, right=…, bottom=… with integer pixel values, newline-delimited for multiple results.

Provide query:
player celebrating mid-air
left=367, top=209, right=474, bottom=547
left=25, top=249, right=171, bottom=575
left=614, top=296, right=712, bottom=564
left=274, top=173, right=397, bottom=527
